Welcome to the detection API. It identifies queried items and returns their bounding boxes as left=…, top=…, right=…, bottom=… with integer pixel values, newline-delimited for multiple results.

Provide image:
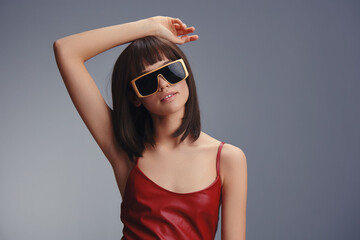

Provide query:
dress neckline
left=133, top=158, right=221, bottom=195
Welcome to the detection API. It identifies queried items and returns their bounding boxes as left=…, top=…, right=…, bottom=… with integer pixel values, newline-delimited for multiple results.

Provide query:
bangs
left=127, top=37, right=179, bottom=82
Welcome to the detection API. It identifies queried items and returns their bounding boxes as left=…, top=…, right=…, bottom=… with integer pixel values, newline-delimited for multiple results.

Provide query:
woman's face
left=135, top=57, right=189, bottom=117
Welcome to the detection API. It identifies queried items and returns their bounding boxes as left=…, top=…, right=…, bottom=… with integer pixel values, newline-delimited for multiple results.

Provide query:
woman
left=53, top=16, right=247, bottom=240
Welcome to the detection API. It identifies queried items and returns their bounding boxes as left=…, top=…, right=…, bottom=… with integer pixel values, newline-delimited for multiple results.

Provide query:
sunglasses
left=130, top=58, right=189, bottom=98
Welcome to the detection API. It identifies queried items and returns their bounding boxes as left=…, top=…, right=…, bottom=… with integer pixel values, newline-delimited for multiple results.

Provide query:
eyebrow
left=139, top=60, right=173, bottom=75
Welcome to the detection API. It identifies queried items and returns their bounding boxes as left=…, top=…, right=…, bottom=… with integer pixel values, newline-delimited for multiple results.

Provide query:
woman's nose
left=158, top=74, right=170, bottom=90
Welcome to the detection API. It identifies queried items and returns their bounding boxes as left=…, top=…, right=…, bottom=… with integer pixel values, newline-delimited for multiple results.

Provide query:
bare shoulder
left=220, top=142, right=247, bottom=185
left=198, top=131, right=247, bottom=163
left=198, top=132, right=247, bottom=181
left=221, top=143, right=247, bottom=166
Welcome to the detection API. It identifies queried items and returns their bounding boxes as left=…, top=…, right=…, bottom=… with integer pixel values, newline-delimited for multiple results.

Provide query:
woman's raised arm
left=53, top=19, right=157, bottom=169
left=54, top=16, right=197, bottom=62
left=53, top=17, right=197, bottom=196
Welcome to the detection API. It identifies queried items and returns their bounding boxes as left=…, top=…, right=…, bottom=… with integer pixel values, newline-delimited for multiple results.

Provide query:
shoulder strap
left=216, top=142, right=225, bottom=176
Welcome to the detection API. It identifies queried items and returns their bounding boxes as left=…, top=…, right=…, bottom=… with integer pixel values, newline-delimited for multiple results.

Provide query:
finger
left=187, top=26, right=195, bottom=31
left=176, top=26, right=195, bottom=36
left=174, top=23, right=190, bottom=31
left=181, top=26, right=196, bottom=35
left=182, top=34, right=199, bottom=44
left=172, top=18, right=189, bottom=30
left=188, top=35, right=199, bottom=42
left=179, top=34, right=192, bottom=44
left=174, top=23, right=182, bottom=29
left=173, top=32, right=199, bottom=45
left=171, top=17, right=184, bottom=26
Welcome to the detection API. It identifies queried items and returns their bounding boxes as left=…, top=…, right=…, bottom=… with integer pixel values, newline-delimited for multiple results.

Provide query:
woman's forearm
left=53, top=18, right=155, bottom=62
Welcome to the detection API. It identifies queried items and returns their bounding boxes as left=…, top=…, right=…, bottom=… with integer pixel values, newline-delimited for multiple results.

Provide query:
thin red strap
left=216, top=142, right=225, bottom=176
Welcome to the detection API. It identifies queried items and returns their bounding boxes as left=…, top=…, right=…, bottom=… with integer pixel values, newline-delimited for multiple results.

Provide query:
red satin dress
left=120, top=141, right=225, bottom=240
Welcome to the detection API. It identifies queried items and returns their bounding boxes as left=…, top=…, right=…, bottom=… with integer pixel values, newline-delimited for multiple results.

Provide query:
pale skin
left=53, top=16, right=247, bottom=240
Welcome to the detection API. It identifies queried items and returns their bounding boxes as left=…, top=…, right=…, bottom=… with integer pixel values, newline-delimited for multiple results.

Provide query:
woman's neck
left=150, top=108, right=190, bottom=149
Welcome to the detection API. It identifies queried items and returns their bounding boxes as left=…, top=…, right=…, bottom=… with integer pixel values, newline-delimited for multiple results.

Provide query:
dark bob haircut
left=111, top=36, right=201, bottom=163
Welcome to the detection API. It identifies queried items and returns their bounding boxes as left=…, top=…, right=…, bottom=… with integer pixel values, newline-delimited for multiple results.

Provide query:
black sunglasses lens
left=162, top=61, right=186, bottom=83
left=135, top=73, right=158, bottom=96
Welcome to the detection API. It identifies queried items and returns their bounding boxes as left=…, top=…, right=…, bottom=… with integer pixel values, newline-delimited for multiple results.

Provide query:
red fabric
left=120, top=141, right=224, bottom=240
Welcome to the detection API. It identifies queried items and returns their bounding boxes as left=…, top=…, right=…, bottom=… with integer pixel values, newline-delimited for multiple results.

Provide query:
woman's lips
left=161, top=92, right=178, bottom=102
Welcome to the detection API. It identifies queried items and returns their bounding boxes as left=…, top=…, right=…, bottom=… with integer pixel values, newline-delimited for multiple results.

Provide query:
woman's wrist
left=138, top=17, right=159, bottom=38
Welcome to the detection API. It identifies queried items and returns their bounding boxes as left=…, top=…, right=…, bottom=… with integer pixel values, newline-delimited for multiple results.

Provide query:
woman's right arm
left=53, top=17, right=197, bottom=168
left=53, top=19, right=156, bottom=169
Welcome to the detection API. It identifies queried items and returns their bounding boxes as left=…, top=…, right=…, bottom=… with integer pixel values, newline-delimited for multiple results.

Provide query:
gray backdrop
left=1, top=0, right=359, bottom=239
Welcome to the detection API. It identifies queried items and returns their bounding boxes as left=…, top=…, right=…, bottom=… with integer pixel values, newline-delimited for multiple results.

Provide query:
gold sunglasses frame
left=130, top=59, right=189, bottom=98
